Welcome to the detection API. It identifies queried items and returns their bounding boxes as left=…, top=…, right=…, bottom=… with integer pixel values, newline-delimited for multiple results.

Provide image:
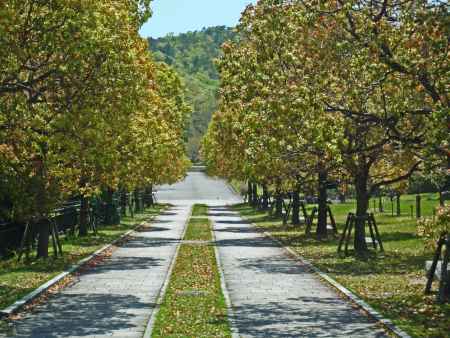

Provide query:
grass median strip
left=152, top=205, right=231, bottom=338
left=191, top=204, right=208, bottom=217
left=184, top=218, right=211, bottom=241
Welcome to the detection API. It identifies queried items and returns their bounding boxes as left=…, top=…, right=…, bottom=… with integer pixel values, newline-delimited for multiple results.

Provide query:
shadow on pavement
left=232, top=298, right=386, bottom=338
left=116, top=237, right=179, bottom=249
left=235, top=256, right=311, bottom=275
left=214, top=237, right=280, bottom=248
left=79, top=255, right=163, bottom=276
left=9, top=293, right=153, bottom=338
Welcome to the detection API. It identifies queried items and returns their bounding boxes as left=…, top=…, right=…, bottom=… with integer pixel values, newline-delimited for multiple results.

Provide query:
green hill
left=148, top=26, right=236, bottom=161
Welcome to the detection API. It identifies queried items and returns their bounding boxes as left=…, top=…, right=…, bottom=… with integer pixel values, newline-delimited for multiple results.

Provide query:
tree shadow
left=231, top=297, right=387, bottom=337
left=213, top=226, right=261, bottom=234
left=149, top=219, right=174, bottom=224
left=158, top=211, right=178, bottom=216
left=8, top=293, right=154, bottom=337
left=79, top=255, right=163, bottom=276
left=380, top=232, right=418, bottom=242
left=208, top=212, right=238, bottom=217
left=214, top=236, right=280, bottom=249
left=215, top=220, right=251, bottom=225
left=115, top=236, right=180, bottom=249
left=236, top=256, right=312, bottom=275
left=134, top=225, right=170, bottom=233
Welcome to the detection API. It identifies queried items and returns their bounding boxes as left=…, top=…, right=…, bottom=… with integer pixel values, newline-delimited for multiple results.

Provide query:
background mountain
left=148, top=26, right=236, bottom=162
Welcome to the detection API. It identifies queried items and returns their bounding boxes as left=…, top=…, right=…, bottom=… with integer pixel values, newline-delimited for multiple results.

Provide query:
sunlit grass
left=191, top=204, right=208, bottom=216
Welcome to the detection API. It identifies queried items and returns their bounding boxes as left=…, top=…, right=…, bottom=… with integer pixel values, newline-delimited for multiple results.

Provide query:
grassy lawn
left=152, top=206, right=231, bottom=338
left=233, top=197, right=450, bottom=338
left=184, top=218, right=211, bottom=241
left=191, top=203, right=208, bottom=217
left=0, top=204, right=166, bottom=312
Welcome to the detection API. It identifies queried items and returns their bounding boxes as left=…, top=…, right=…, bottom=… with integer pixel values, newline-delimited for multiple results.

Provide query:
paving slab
left=211, top=207, right=388, bottom=338
left=3, top=205, right=190, bottom=338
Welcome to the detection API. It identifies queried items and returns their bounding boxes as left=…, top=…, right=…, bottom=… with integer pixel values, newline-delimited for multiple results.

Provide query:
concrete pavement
left=4, top=205, right=190, bottom=338
left=210, top=207, right=387, bottom=337
left=4, top=171, right=389, bottom=337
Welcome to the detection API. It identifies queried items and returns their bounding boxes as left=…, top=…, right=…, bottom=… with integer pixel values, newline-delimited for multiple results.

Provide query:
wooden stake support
left=338, top=213, right=384, bottom=256
left=425, top=233, right=450, bottom=303
left=306, top=205, right=338, bottom=235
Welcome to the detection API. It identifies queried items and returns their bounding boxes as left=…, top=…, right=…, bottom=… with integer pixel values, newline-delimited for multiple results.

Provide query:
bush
left=417, top=204, right=450, bottom=249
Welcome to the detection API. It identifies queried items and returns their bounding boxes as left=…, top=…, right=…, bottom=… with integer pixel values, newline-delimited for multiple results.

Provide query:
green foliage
left=417, top=204, right=450, bottom=249
left=202, top=0, right=449, bottom=253
left=0, top=1, right=190, bottom=225
left=149, top=26, right=237, bottom=161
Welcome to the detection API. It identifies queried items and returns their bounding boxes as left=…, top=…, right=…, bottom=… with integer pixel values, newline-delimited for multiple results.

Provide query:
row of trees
left=0, top=1, right=190, bottom=257
left=202, top=0, right=449, bottom=254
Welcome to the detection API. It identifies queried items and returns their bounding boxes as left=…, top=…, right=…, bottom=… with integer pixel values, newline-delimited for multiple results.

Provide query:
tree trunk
left=416, top=195, right=421, bottom=218
left=120, top=189, right=127, bottom=216
left=37, top=219, right=50, bottom=259
left=316, top=170, right=328, bottom=239
left=378, top=196, right=384, bottom=212
left=292, top=189, right=300, bottom=225
left=396, top=193, right=401, bottom=216
left=354, top=172, right=369, bottom=254
left=275, top=192, right=283, bottom=218
left=35, top=162, right=50, bottom=258
left=252, top=183, right=258, bottom=206
left=105, top=188, right=115, bottom=225
left=247, top=181, right=253, bottom=205
left=79, top=195, right=89, bottom=237
left=134, top=189, right=140, bottom=213
left=262, top=185, right=269, bottom=210
left=149, top=185, right=154, bottom=206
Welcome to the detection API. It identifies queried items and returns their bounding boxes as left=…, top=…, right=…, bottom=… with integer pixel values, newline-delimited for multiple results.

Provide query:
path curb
left=0, top=208, right=163, bottom=319
left=211, top=218, right=240, bottom=338
left=142, top=206, right=192, bottom=338
left=260, top=229, right=411, bottom=338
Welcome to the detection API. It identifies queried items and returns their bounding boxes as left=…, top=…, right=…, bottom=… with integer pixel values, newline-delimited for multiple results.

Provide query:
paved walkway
left=211, top=207, right=388, bottom=338
left=5, top=172, right=389, bottom=337
left=5, top=205, right=190, bottom=338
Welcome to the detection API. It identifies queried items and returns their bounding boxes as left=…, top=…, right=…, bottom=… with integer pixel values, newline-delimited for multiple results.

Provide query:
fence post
left=416, top=195, right=421, bottom=219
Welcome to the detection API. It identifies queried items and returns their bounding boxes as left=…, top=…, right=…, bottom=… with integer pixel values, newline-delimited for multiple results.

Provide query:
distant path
left=5, top=206, right=190, bottom=338
left=156, top=171, right=241, bottom=206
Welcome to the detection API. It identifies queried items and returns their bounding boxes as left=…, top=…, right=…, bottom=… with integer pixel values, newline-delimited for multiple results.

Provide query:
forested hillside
left=149, top=26, right=236, bottom=161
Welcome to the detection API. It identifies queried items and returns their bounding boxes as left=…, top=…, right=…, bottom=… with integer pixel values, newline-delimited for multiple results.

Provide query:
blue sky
left=139, top=0, right=256, bottom=38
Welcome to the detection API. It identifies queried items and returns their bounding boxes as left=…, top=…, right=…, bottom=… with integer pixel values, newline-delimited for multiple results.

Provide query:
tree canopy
left=0, top=0, right=190, bottom=247
left=202, top=0, right=449, bottom=254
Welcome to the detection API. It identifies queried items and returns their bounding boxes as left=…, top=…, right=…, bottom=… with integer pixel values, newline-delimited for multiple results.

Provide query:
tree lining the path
left=202, top=0, right=448, bottom=254
left=0, top=0, right=191, bottom=259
